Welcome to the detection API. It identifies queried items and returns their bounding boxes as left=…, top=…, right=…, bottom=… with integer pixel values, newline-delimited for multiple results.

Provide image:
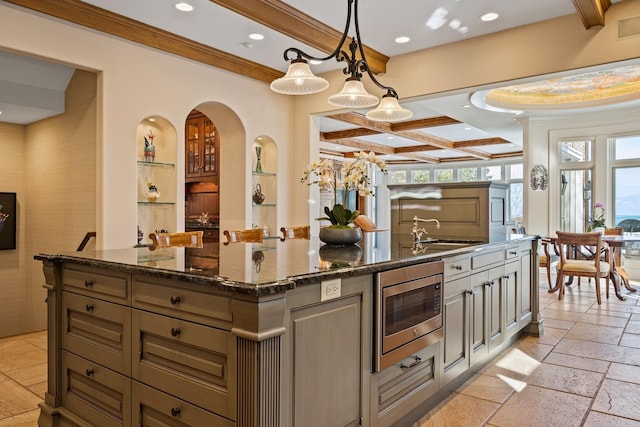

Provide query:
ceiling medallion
left=471, top=64, right=640, bottom=112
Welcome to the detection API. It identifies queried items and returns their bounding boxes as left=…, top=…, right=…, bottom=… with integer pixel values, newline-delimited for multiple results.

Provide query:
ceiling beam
left=572, top=0, right=612, bottom=29
left=320, top=135, right=396, bottom=155
left=4, top=0, right=283, bottom=84
left=327, top=112, right=497, bottom=161
left=210, top=0, right=388, bottom=74
left=390, top=116, right=461, bottom=131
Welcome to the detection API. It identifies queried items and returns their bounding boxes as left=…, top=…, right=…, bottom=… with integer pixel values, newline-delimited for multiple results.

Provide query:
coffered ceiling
left=0, top=0, right=628, bottom=164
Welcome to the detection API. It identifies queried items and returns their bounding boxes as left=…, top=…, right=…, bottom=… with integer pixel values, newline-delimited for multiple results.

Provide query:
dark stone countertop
left=34, top=232, right=537, bottom=297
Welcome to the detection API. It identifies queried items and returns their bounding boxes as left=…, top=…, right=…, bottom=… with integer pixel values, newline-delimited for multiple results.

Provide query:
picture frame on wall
left=0, top=192, right=17, bottom=250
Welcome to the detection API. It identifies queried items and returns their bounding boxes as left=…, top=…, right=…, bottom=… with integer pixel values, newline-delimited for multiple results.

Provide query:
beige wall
left=0, top=122, right=26, bottom=337
left=0, top=70, right=97, bottom=337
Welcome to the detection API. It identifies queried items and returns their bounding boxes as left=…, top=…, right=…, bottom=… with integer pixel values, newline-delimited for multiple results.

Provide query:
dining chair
left=279, top=225, right=310, bottom=241
left=149, top=231, right=204, bottom=250
left=353, top=214, right=387, bottom=232
left=511, top=227, right=559, bottom=292
left=222, top=228, right=263, bottom=245
left=556, top=231, right=611, bottom=305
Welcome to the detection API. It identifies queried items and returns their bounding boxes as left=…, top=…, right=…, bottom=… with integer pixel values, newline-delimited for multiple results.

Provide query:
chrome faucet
left=411, top=216, right=441, bottom=243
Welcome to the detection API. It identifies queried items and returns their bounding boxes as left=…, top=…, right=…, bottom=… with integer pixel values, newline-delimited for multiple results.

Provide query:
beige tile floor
left=2, top=270, right=640, bottom=426
left=415, top=272, right=640, bottom=427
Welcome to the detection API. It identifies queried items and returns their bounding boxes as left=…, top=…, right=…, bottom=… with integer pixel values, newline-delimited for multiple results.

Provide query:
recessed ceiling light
left=175, top=2, right=193, bottom=12
left=481, top=12, right=499, bottom=22
left=248, top=33, right=264, bottom=41
left=463, top=104, right=471, bottom=108
left=449, top=19, right=461, bottom=30
left=464, top=127, right=472, bottom=131
left=387, top=136, right=395, bottom=140
left=395, top=36, right=410, bottom=44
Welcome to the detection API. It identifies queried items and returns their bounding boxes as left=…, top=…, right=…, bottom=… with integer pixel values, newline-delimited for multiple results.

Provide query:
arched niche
left=135, top=115, right=177, bottom=244
left=251, top=135, right=278, bottom=239
left=189, top=102, right=246, bottom=233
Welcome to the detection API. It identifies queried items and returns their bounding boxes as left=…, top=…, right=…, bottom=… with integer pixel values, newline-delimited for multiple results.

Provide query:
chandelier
left=269, top=0, right=413, bottom=122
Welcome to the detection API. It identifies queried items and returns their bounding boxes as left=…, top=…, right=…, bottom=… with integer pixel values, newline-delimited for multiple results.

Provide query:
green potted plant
left=301, top=151, right=387, bottom=245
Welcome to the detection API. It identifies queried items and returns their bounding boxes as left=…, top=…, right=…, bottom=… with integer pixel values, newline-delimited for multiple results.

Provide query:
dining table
left=545, top=233, right=640, bottom=301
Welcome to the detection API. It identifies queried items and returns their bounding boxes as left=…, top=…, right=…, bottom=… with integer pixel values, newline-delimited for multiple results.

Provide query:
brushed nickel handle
left=170, top=327, right=181, bottom=337
left=171, top=407, right=181, bottom=417
left=466, top=290, right=473, bottom=295
left=85, top=304, right=94, bottom=312
left=170, top=295, right=181, bottom=305
left=400, top=356, right=422, bottom=370
left=452, top=265, right=463, bottom=271
left=84, top=280, right=93, bottom=287
left=509, top=250, right=517, bottom=256
left=85, top=368, right=94, bottom=376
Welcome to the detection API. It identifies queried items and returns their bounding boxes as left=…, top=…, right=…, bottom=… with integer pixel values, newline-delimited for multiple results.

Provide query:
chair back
left=604, top=227, right=624, bottom=236
left=280, top=225, right=310, bottom=241
left=223, top=228, right=263, bottom=245
left=149, top=231, right=204, bottom=251
left=353, top=215, right=387, bottom=232
left=556, top=231, right=604, bottom=269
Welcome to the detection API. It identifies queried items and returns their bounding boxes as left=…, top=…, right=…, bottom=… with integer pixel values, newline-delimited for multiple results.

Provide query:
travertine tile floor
left=2, top=271, right=640, bottom=426
left=415, top=273, right=640, bottom=427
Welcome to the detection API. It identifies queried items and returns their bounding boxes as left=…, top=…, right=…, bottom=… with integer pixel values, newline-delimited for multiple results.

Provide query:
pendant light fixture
left=270, top=0, right=412, bottom=122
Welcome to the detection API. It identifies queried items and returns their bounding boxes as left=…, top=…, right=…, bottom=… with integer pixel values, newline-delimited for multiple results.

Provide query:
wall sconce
left=561, top=173, right=567, bottom=196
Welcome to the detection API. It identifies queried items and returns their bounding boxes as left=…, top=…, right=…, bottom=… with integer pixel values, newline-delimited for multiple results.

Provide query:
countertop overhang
left=35, top=232, right=538, bottom=296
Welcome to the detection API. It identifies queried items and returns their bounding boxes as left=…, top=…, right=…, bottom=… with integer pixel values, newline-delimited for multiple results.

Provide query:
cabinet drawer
left=63, top=265, right=129, bottom=304
left=471, top=249, right=505, bottom=271
left=133, top=381, right=233, bottom=427
left=132, top=310, right=236, bottom=420
left=62, top=292, right=131, bottom=375
left=133, top=275, right=231, bottom=328
left=505, top=245, right=520, bottom=261
left=444, top=255, right=470, bottom=280
left=376, top=343, right=439, bottom=417
left=61, top=350, right=131, bottom=427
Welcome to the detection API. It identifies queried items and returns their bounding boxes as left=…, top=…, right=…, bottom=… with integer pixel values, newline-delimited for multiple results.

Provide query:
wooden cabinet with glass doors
left=185, top=110, right=218, bottom=182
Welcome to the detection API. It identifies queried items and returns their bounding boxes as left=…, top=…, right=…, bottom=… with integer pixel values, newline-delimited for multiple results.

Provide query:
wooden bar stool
left=223, top=228, right=263, bottom=245
left=279, top=225, right=310, bottom=241
left=149, top=231, right=204, bottom=250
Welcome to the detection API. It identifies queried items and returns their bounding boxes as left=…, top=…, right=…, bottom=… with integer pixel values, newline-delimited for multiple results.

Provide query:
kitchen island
left=35, top=232, right=541, bottom=427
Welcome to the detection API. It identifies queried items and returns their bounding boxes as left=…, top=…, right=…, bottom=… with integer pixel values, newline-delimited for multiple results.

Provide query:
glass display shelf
left=252, top=203, right=276, bottom=207
left=252, top=171, right=276, bottom=176
left=137, top=201, right=176, bottom=205
left=137, top=160, right=175, bottom=167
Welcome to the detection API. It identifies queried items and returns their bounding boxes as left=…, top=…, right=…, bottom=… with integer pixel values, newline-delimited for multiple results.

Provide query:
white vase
left=591, top=227, right=605, bottom=234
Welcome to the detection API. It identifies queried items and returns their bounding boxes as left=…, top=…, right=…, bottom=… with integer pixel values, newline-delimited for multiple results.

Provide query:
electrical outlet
left=321, top=278, right=341, bottom=301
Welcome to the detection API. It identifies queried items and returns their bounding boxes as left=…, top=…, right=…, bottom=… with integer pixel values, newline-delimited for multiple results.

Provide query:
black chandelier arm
left=353, top=0, right=398, bottom=96
left=283, top=0, right=354, bottom=64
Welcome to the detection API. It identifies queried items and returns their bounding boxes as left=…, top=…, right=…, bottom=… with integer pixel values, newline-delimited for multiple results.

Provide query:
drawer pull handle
left=170, top=327, right=181, bottom=337
left=509, top=251, right=517, bottom=256
left=466, top=290, right=473, bottom=295
left=400, top=356, right=422, bottom=370
left=171, top=407, right=181, bottom=417
left=503, top=275, right=510, bottom=279
left=452, top=264, right=463, bottom=271
left=84, top=280, right=93, bottom=288
left=170, top=296, right=181, bottom=305
left=85, top=304, right=95, bottom=312
left=85, top=368, right=95, bottom=376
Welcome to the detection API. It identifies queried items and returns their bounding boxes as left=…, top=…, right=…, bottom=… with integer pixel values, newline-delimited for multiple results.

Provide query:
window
left=389, top=170, right=407, bottom=184
left=612, top=135, right=640, bottom=231
left=411, top=170, right=430, bottom=183
left=561, top=140, right=592, bottom=163
left=435, top=169, right=453, bottom=183
left=483, top=165, right=502, bottom=181
left=458, top=167, right=478, bottom=182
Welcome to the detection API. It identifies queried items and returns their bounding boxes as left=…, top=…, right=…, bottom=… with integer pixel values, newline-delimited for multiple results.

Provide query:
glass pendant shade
left=327, top=79, right=379, bottom=108
left=270, top=60, right=329, bottom=95
left=366, top=94, right=413, bottom=122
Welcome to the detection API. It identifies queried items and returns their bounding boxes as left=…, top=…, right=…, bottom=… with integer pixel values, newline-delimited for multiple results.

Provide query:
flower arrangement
left=589, top=201, right=606, bottom=230
left=301, top=151, right=387, bottom=228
